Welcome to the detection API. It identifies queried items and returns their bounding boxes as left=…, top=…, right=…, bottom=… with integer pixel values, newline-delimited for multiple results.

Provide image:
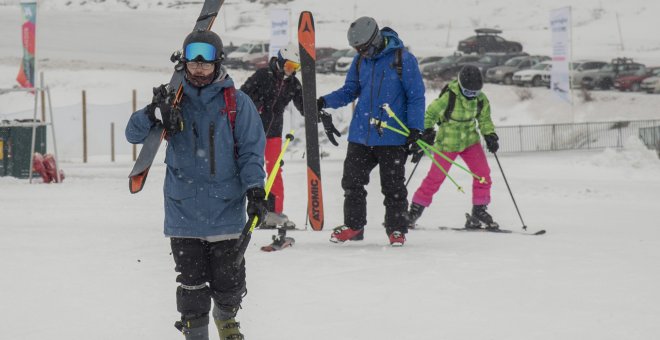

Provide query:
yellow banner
left=0, top=140, right=4, bottom=160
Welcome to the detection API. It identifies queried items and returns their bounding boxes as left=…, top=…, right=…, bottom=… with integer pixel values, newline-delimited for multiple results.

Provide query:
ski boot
left=260, top=212, right=296, bottom=230
left=261, top=228, right=296, bottom=252
left=214, top=318, right=244, bottom=340
left=467, top=205, right=500, bottom=230
left=408, top=202, right=425, bottom=228
left=174, top=315, right=209, bottom=340
left=388, top=230, right=406, bottom=246
left=329, top=225, right=364, bottom=243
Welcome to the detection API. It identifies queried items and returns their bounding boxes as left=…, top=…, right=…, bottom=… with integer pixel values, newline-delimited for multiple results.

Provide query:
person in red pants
left=241, top=43, right=338, bottom=229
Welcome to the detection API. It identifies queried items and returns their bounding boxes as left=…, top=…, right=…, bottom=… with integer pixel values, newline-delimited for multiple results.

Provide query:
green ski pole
left=234, top=131, right=295, bottom=266
left=378, top=105, right=487, bottom=184
left=371, top=118, right=463, bottom=192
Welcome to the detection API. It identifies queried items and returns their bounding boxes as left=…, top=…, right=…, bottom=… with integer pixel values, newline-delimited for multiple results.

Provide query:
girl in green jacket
left=409, top=65, right=500, bottom=229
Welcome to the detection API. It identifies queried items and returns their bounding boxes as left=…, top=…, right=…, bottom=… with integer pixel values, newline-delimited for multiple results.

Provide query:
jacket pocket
left=165, top=178, right=196, bottom=200
left=208, top=180, right=242, bottom=200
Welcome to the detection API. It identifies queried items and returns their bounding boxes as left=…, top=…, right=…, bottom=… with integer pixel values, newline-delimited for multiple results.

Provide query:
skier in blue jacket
left=125, top=30, right=265, bottom=340
left=317, top=16, right=426, bottom=246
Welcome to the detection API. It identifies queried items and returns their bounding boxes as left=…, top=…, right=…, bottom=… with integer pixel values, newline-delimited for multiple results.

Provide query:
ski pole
left=371, top=119, right=463, bottom=192
left=234, top=131, right=295, bottom=266
left=405, top=161, right=421, bottom=187
left=371, top=118, right=481, bottom=181
left=492, top=152, right=528, bottom=231
left=417, top=140, right=488, bottom=184
left=420, top=141, right=464, bottom=193
left=381, top=103, right=410, bottom=134
left=375, top=108, right=488, bottom=184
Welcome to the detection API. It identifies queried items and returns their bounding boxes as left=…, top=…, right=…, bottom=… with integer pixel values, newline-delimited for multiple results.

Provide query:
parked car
left=473, top=52, right=528, bottom=75
left=485, top=55, right=549, bottom=85
left=641, top=75, right=660, bottom=94
left=418, top=56, right=444, bottom=67
left=581, top=58, right=646, bottom=90
left=422, top=54, right=482, bottom=80
left=570, top=60, right=609, bottom=88
left=334, top=49, right=358, bottom=73
left=513, top=61, right=552, bottom=87
left=224, top=41, right=269, bottom=69
left=458, top=28, right=523, bottom=55
left=317, top=48, right=350, bottom=73
left=613, top=67, right=660, bottom=92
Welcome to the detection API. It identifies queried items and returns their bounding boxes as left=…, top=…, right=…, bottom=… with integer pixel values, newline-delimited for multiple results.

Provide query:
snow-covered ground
left=1, top=1, right=660, bottom=339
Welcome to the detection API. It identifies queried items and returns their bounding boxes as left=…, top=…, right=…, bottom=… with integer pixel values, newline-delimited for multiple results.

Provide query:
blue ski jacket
left=126, top=75, right=266, bottom=239
left=321, top=28, right=425, bottom=146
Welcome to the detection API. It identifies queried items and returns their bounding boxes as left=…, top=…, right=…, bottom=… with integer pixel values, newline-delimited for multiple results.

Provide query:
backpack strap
left=222, top=86, right=238, bottom=158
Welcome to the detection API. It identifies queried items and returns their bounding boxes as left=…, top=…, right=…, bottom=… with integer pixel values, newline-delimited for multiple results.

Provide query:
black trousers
left=170, top=237, right=247, bottom=322
left=341, top=142, right=409, bottom=233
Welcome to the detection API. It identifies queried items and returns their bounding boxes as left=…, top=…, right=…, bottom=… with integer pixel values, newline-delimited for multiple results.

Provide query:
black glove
left=484, top=133, right=499, bottom=153
left=319, top=110, right=341, bottom=146
left=152, top=84, right=183, bottom=135
left=410, top=128, right=436, bottom=163
left=316, top=97, right=325, bottom=112
left=246, top=187, right=267, bottom=221
left=406, top=129, right=423, bottom=163
left=143, top=103, right=158, bottom=125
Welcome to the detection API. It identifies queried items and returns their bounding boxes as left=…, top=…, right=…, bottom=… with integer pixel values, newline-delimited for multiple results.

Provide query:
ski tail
left=306, top=168, right=324, bottom=230
left=298, top=11, right=324, bottom=230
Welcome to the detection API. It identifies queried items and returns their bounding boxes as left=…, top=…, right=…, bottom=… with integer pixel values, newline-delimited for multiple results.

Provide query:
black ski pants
left=341, top=142, right=409, bottom=233
left=170, top=237, right=247, bottom=323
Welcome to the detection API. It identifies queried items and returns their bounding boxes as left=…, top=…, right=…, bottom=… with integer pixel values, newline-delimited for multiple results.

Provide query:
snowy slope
left=1, top=140, right=660, bottom=340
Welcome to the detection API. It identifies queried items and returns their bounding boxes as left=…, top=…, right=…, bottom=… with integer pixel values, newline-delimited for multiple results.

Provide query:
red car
left=614, top=66, right=660, bottom=92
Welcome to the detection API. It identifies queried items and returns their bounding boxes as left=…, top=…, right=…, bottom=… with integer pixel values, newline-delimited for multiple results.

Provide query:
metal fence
left=639, top=125, right=660, bottom=156
left=494, top=119, right=660, bottom=153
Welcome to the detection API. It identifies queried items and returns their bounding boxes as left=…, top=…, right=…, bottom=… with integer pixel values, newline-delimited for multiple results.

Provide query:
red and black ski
left=128, top=0, right=224, bottom=194
left=298, top=11, right=324, bottom=230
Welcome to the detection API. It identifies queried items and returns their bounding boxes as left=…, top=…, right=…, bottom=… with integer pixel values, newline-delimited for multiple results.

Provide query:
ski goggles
left=354, top=41, right=377, bottom=57
left=460, top=87, right=480, bottom=98
left=184, top=42, right=217, bottom=62
left=283, top=60, right=301, bottom=72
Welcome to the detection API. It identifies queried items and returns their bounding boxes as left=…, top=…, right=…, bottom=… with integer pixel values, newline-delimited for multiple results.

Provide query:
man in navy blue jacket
left=126, top=30, right=265, bottom=340
left=318, top=17, right=425, bottom=246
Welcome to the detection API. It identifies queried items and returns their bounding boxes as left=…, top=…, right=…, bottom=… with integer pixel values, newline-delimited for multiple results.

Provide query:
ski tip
left=533, top=230, right=547, bottom=235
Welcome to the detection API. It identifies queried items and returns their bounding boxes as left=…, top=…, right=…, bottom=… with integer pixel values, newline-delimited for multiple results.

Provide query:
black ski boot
left=408, top=202, right=425, bottom=228
left=470, top=205, right=499, bottom=229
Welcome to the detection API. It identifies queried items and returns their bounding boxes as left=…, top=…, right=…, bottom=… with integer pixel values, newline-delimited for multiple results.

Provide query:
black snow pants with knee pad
left=170, top=237, right=247, bottom=325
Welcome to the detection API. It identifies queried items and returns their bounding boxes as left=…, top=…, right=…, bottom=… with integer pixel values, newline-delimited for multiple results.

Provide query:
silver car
left=570, top=60, right=608, bottom=88
left=485, top=56, right=549, bottom=85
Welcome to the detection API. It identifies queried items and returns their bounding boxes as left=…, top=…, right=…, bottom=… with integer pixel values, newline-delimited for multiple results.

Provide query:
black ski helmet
left=182, top=29, right=224, bottom=62
left=458, top=64, right=484, bottom=92
left=347, top=16, right=383, bottom=57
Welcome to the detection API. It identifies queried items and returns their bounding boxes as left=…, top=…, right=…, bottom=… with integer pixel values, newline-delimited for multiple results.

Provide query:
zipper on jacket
left=209, top=121, right=216, bottom=176
left=265, top=78, right=285, bottom=136
left=367, top=60, right=377, bottom=145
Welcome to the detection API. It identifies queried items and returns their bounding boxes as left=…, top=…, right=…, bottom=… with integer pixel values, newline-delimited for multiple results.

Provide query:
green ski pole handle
left=370, top=118, right=408, bottom=137
left=381, top=103, right=410, bottom=134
